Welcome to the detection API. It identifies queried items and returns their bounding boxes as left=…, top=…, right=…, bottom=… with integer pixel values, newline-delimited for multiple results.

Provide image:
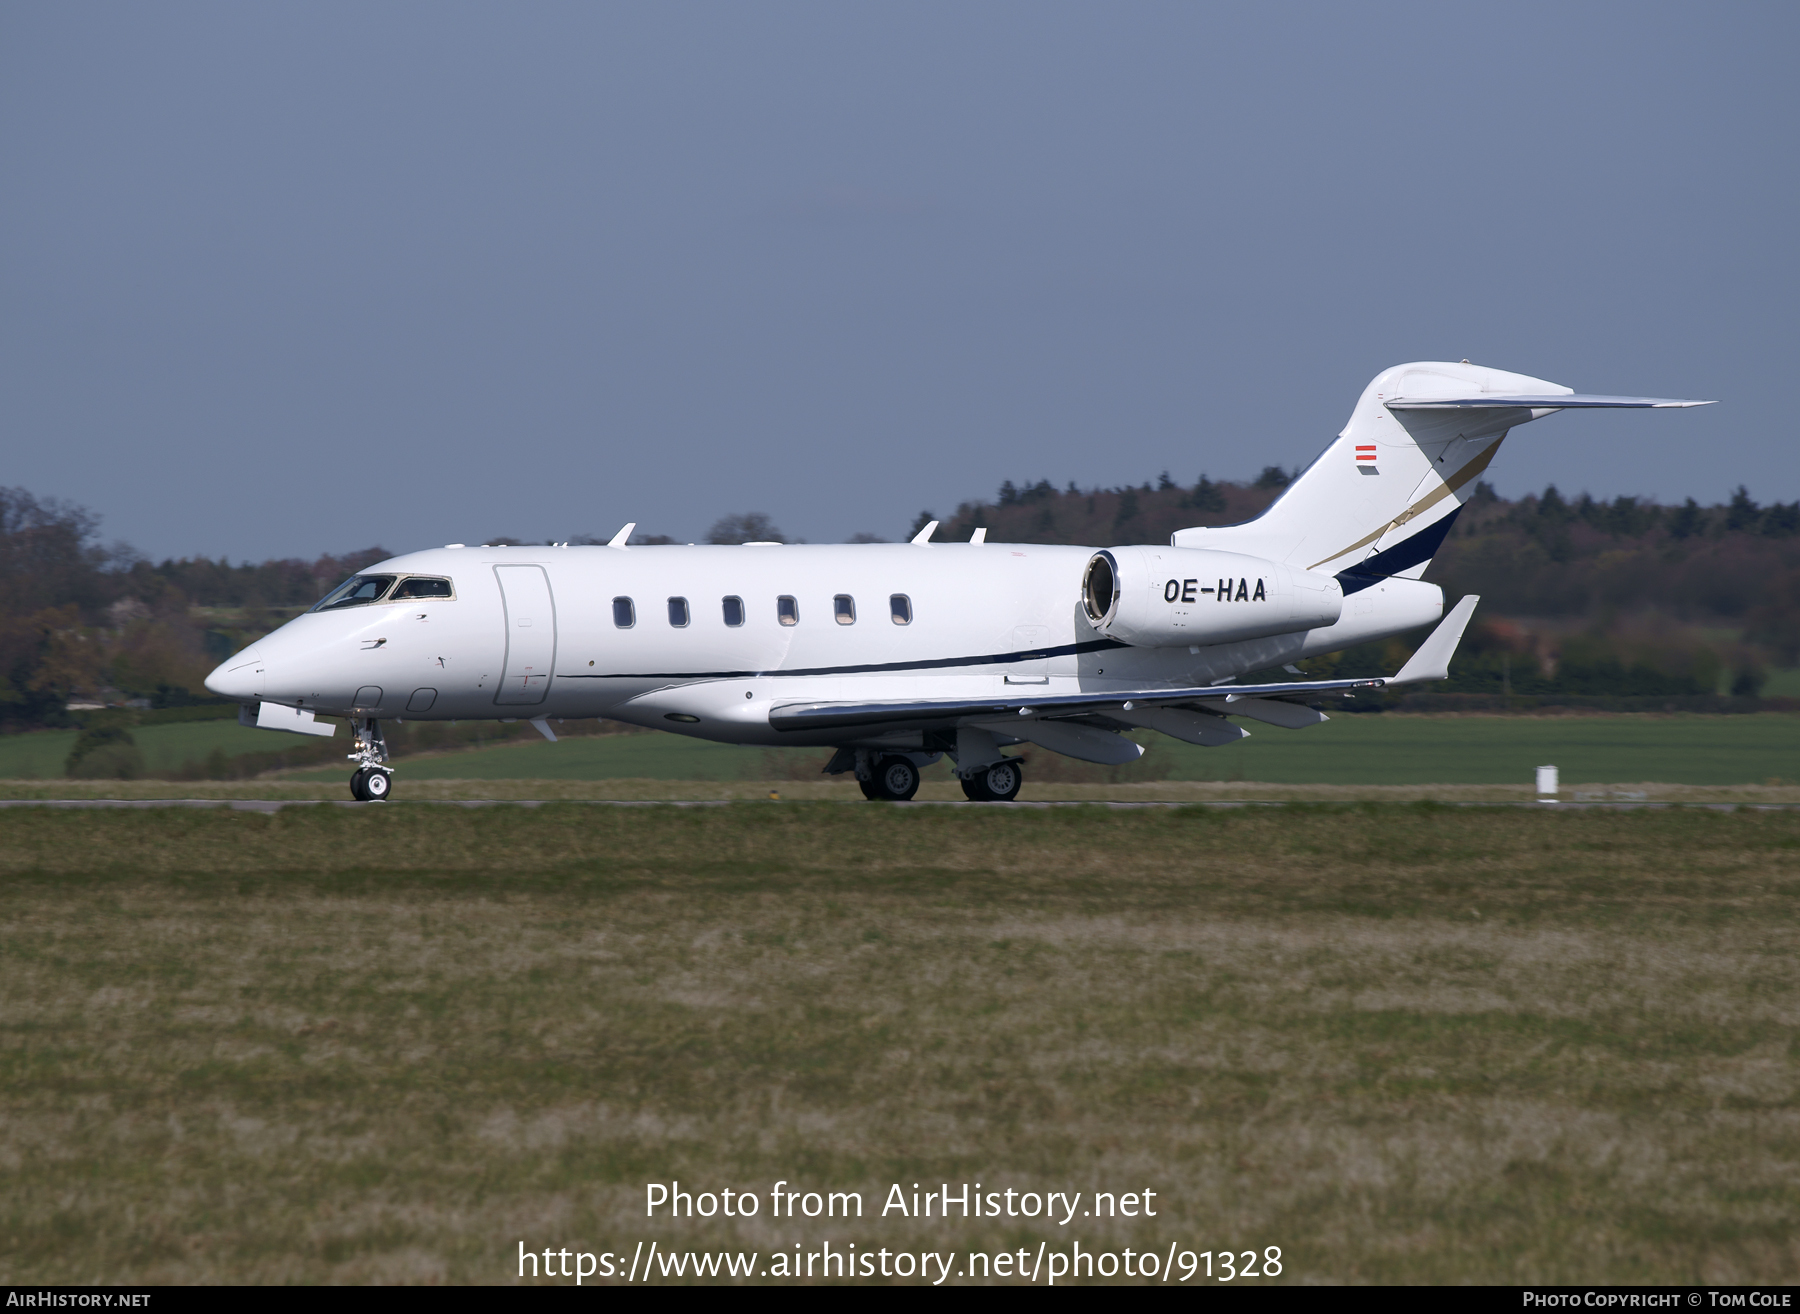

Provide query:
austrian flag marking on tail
left=1354, top=445, right=1378, bottom=462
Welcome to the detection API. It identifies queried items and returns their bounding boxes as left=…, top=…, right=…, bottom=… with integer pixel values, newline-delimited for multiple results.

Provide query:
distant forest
left=914, top=471, right=1800, bottom=701
left=1, top=470, right=1798, bottom=731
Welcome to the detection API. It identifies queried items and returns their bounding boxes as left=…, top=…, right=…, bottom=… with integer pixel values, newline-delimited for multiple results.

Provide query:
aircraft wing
left=770, top=594, right=1483, bottom=736
left=1387, top=394, right=1714, bottom=410
left=768, top=675, right=1381, bottom=734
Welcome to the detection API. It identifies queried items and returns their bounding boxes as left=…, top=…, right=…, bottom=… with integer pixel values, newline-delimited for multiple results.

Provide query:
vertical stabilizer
left=1173, top=361, right=1572, bottom=585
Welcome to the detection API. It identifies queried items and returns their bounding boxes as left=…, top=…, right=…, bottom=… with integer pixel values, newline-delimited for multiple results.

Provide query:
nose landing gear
left=347, top=718, right=394, bottom=802
left=351, top=766, right=392, bottom=801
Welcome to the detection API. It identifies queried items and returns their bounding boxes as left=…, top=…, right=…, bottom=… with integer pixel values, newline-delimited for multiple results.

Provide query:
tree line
left=2, top=470, right=1797, bottom=733
left=919, top=472, right=1800, bottom=695
left=0, top=487, right=389, bottom=730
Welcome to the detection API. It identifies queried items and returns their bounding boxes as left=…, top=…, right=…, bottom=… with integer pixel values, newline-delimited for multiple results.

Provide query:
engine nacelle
left=1081, top=546, right=1343, bottom=647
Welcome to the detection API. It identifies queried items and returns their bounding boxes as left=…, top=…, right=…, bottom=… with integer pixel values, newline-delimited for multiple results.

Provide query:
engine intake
left=1082, top=546, right=1343, bottom=647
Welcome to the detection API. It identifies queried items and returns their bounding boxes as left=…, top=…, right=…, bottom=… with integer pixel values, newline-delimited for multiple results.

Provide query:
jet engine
left=1081, top=546, right=1343, bottom=647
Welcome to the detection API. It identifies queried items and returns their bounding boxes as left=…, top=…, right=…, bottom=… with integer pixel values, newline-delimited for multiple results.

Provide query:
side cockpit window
left=392, top=576, right=454, bottom=600
left=312, top=575, right=396, bottom=611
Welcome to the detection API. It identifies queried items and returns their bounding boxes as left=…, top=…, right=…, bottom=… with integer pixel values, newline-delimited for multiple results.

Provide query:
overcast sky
left=2, top=2, right=1795, bottom=561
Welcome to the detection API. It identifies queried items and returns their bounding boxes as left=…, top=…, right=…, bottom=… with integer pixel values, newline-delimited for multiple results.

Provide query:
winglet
left=607, top=522, right=636, bottom=548
left=911, top=520, right=939, bottom=545
left=1389, top=595, right=1480, bottom=685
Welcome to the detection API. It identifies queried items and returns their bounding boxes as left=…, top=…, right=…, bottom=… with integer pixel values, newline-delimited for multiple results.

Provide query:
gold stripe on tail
left=1307, top=441, right=1500, bottom=572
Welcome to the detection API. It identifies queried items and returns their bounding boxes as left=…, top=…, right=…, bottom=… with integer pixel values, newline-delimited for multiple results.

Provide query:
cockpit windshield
left=312, top=575, right=397, bottom=611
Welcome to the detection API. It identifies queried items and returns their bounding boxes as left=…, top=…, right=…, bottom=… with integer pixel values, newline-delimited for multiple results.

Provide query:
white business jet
left=207, top=361, right=1710, bottom=801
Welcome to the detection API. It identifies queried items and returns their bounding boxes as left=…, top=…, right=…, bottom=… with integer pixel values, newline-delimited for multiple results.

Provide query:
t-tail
left=1173, top=361, right=1712, bottom=592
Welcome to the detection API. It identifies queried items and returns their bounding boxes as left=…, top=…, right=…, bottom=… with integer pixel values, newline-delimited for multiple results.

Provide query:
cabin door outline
left=493, top=565, right=557, bottom=706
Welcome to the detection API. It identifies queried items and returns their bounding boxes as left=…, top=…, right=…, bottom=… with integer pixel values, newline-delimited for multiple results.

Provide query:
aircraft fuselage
left=207, top=541, right=1441, bottom=750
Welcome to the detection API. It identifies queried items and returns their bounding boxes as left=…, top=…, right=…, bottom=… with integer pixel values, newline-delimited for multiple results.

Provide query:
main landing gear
left=859, top=754, right=922, bottom=802
left=960, top=756, right=1024, bottom=802
left=347, top=718, right=394, bottom=802
left=843, top=750, right=1025, bottom=802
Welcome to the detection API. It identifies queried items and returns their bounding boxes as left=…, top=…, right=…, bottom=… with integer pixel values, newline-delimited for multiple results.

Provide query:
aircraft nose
left=204, top=654, right=266, bottom=701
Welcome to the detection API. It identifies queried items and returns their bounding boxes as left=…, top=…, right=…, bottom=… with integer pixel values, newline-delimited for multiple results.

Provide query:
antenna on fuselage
left=970, top=527, right=987, bottom=544
left=607, top=522, right=636, bottom=548
left=911, top=520, right=939, bottom=545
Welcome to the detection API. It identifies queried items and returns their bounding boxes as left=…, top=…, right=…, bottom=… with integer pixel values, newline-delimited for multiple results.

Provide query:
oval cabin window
left=612, top=597, right=635, bottom=628
left=777, top=596, right=799, bottom=626
left=722, top=596, right=744, bottom=627
left=668, top=597, right=690, bottom=627
left=834, top=595, right=855, bottom=625
left=890, top=594, right=912, bottom=625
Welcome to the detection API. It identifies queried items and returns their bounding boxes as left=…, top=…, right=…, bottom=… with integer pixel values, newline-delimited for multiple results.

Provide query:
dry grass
left=2, top=804, right=1798, bottom=1283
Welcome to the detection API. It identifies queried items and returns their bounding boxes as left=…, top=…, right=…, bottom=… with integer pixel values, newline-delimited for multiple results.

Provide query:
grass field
left=275, top=712, right=1800, bottom=787
left=3, top=803, right=1798, bottom=1284
left=3, top=713, right=1795, bottom=787
left=0, top=721, right=283, bottom=779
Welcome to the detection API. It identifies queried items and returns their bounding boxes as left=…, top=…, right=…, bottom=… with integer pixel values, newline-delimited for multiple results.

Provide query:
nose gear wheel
left=350, top=766, right=393, bottom=801
left=347, top=717, right=394, bottom=801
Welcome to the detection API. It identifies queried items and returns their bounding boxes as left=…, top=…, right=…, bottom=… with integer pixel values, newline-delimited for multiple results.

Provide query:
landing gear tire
left=961, top=757, right=1023, bottom=802
left=871, top=755, right=921, bottom=801
left=857, top=776, right=881, bottom=800
left=350, top=767, right=393, bottom=801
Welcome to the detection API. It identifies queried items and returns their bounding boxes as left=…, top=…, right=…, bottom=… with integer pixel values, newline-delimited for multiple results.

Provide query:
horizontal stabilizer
left=1388, top=395, right=1713, bottom=410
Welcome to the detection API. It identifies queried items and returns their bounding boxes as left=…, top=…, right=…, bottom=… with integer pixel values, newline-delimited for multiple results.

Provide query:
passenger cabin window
left=722, top=596, right=744, bottom=627
left=391, top=576, right=453, bottom=600
left=890, top=594, right=912, bottom=625
left=834, top=594, right=855, bottom=625
left=612, top=597, right=635, bottom=628
left=668, top=597, right=690, bottom=627
left=312, top=575, right=396, bottom=612
left=777, top=595, right=799, bottom=626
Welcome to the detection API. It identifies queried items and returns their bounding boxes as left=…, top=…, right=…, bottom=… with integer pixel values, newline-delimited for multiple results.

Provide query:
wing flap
left=1110, top=705, right=1250, bottom=746
left=972, top=718, right=1146, bottom=765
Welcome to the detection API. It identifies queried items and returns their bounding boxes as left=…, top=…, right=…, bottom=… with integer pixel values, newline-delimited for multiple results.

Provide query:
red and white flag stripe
left=1354, top=444, right=1378, bottom=462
